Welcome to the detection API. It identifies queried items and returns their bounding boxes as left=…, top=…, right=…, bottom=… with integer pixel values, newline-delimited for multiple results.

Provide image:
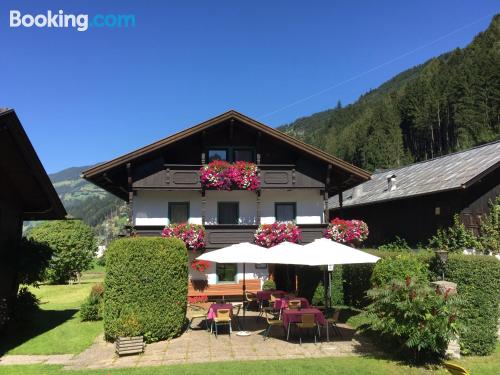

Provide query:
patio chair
left=444, top=362, right=470, bottom=375
left=261, top=293, right=279, bottom=318
left=263, top=310, right=284, bottom=341
left=245, top=291, right=257, bottom=311
left=296, top=313, right=320, bottom=345
left=288, top=299, right=301, bottom=310
left=324, top=309, right=342, bottom=339
left=212, top=308, right=232, bottom=338
left=188, top=304, right=208, bottom=331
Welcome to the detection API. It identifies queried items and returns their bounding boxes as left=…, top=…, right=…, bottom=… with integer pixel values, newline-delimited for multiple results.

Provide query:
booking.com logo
left=9, top=10, right=136, bottom=31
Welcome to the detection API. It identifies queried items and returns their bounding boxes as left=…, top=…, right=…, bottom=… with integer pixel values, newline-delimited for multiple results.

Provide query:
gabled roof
left=330, top=140, right=500, bottom=209
left=0, top=109, right=66, bottom=220
left=82, top=110, right=370, bottom=180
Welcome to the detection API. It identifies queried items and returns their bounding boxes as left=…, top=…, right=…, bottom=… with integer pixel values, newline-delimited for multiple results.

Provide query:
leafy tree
left=29, top=220, right=96, bottom=284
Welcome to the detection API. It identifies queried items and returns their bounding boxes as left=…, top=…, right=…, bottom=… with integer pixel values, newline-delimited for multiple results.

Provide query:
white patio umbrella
left=303, top=238, right=380, bottom=309
left=196, top=242, right=268, bottom=335
left=303, top=238, right=380, bottom=266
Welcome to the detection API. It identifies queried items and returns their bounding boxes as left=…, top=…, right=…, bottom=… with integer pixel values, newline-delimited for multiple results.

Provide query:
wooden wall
left=332, top=170, right=499, bottom=246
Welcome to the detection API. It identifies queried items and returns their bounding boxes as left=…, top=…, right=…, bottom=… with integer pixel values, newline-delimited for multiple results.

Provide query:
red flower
left=191, top=260, right=210, bottom=272
left=254, top=222, right=301, bottom=248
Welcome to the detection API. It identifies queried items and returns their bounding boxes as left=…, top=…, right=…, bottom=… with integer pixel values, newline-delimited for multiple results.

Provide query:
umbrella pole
left=242, top=263, right=246, bottom=319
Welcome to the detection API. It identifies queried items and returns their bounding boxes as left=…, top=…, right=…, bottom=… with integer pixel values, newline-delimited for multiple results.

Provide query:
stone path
left=0, top=313, right=378, bottom=369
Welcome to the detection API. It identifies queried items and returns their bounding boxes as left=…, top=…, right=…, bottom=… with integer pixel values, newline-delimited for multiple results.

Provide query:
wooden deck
left=188, top=279, right=261, bottom=298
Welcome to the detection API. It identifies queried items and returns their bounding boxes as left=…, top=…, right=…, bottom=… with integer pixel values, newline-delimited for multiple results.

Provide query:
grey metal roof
left=330, top=141, right=500, bottom=209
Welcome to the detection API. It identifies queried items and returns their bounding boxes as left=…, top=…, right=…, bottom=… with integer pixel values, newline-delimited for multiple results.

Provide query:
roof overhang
left=0, top=109, right=66, bottom=220
left=82, top=110, right=370, bottom=191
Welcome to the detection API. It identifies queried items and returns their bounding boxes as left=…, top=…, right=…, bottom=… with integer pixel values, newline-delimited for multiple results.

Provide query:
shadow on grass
left=0, top=308, right=77, bottom=356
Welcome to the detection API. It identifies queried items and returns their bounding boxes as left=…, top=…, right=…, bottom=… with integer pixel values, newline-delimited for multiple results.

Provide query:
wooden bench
left=188, top=279, right=261, bottom=298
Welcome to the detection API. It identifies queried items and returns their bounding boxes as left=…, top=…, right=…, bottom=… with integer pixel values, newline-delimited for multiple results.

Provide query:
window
left=208, top=149, right=227, bottom=162
left=275, top=202, right=296, bottom=222
left=217, top=202, right=239, bottom=224
left=168, top=202, right=189, bottom=224
left=216, top=263, right=237, bottom=283
left=233, top=148, right=254, bottom=162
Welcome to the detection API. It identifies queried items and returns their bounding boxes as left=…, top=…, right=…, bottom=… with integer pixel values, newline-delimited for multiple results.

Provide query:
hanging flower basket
left=324, top=218, right=369, bottom=245
left=254, top=222, right=301, bottom=248
left=199, top=160, right=232, bottom=190
left=162, top=223, right=205, bottom=251
left=227, top=161, right=260, bottom=191
left=190, top=260, right=211, bottom=272
left=200, top=161, right=260, bottom=191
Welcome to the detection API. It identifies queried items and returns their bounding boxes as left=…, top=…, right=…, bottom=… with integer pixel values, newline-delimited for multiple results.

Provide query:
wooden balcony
left=134, top=223, right=327, bottom=248
left=132, top=164, right=323, bottom=190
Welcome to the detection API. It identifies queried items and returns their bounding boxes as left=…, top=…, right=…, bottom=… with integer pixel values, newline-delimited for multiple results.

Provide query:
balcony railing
left=132, top=164, right=324, bottom=189
left=133, top=223, right=327, bottom=249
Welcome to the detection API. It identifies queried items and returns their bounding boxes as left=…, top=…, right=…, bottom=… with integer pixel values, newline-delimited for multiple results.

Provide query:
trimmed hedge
left=103, top=237, right=188, bottom=342
left=435, top=254, right=500, bottom=355
left=371, top=253, right=429, bottom=286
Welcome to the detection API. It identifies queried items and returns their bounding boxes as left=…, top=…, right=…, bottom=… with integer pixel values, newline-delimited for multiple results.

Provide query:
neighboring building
left=83, top=110, right=370, bottom=295
left=330, top=141, right=500, bottom=246
left=0, top=109, right=66, bottom=309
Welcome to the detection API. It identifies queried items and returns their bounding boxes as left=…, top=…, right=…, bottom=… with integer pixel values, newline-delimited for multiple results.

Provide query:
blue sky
left=1, top=1, right=498, bottom=173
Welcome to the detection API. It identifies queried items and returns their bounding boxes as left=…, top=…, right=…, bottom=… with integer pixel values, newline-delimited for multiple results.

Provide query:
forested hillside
left=281, top=15, right=500, bottom=171
left=48, top=165, right=127, bottom=242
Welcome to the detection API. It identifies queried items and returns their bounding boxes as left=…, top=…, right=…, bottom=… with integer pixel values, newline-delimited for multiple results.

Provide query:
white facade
left=133, top=189, right=324, bottom=226
left=132, top=188, right=325, bottom=286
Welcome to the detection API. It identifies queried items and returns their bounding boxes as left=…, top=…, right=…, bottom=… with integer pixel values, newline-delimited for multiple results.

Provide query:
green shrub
left=29, top=220, right=96, bottom=284
left=16, top=238, right=53, bottom=286
left=478, top=196, right=500, bottom=254
left=80, top=283, right=104, bottom=322
left=363, top=277, right=461, bottom=363
left=371, top=253, right=429, bottom=287
left=342, top=263, right=375, bottom=308
left=12, top=287, right=40, bottom=320
left=103, top=237, right=188, bottom=342
left=378, top=236, right=412, bottom=252
left=262, top=279, right=276, bottom=291
left=429, top=215, right=481, bottom=253
left=311, top=266, right=344, bottom=306
left=430, top=254, right=500, bottom=355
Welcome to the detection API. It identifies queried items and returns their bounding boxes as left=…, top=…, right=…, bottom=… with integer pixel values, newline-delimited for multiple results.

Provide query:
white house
left=83, top=110, right=370, bottom=296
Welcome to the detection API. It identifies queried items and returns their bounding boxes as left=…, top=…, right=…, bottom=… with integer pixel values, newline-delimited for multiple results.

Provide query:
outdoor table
left=274, top=297, right=309, bottom=310
left=282, top=308, right=326, bottom=331
left=207, top=303, right=233, bottom=320
left=256, top=290, right=286, bottom=301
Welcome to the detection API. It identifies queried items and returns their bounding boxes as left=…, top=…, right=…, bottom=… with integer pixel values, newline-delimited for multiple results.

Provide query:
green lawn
left=0, top=347, right=499, bottom=375
left=0, top=264, right=104, bottom=355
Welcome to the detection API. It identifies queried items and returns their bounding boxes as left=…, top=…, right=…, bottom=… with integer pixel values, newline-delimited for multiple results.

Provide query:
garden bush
left=29, top=220, right=96, bottom=284
left=478, top=196, right=500, bottom=254
left=363, top=276, right=461, bottom=363
left=371, top=253, right=429, bottom=287
left=103, top=237, right=188, bottom=342
left=377, top=236, right=412, bottom=252
left=429, top=254, right=500, bottom=355
left=262, top=279, right=276, bottom=291
left=429, top=215, right=481, bottom=253
left=80, top=283, right=104, bottom=322
left=11, top=287, right=40, bottom=320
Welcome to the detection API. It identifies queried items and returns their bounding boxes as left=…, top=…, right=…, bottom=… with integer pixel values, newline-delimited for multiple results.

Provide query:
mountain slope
left=280, top=15, right=500, bottom=171
left=49, top=165, right=124, bottom=227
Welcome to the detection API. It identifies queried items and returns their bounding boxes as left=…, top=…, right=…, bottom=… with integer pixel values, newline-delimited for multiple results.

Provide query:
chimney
left=352, top=184, right=363, bottom=199
left=387, top=174, right=397, bottom=191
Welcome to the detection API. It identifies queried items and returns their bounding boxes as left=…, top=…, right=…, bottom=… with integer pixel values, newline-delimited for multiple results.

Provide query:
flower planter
left=115, top=336, right=144, bottom=356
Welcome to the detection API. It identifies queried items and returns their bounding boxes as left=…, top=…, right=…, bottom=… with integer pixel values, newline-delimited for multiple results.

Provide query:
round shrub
left=29, top=220, right=96, bottom=284
left=262, top=279, right=276, bottom=291
left=371, top=253, right=429, bottom=286
left=80, top=283, right=105, bottom=322
left=103, top=237, right=188, bottom=342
